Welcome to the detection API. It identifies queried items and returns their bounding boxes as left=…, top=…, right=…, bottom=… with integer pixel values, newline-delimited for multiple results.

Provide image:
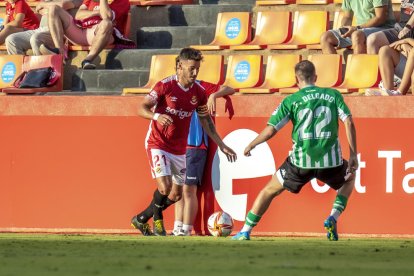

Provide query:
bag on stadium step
left=13, top=67, right=59, bottom=89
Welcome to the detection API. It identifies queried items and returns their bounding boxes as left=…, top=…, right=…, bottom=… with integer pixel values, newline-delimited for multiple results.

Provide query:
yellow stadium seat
left=198, top=55, right=225, bottom=85
left=123, top=55, right=177, bottom=94
left=297, top=0, right=332, bottom=4
left=123, top=55, right=224, bottom=94
left=334, top=54, right=379, bottom=93
left=231, top=11, right=291, bottom=50
left=239, top=54, right=300, bottom=93
left=309, top=54, right=342, bottom=87
left=256, top=0, right=295, bottom=5
left=221, top=55, right=263, bottom=91
left=0, top=55, right=24, bottom=91
left=190, top=12, right=252, bottom=50
left=268, top=11, right=329, bottom=50
left=307, top=11, right=357, bottom=50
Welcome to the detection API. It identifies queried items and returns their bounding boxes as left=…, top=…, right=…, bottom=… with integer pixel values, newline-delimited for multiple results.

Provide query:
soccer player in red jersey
left=131, top=48, right=237, bottom=236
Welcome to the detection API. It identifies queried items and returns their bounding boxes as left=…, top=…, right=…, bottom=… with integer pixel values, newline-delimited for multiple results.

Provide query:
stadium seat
left=0, top=12, right=5, bottom=50
left=123, top=55, right=177, bottom=94
left=129, top=0, right=193, bottom=5
left=68, top=12, right=131, bottom=51
left=309, top=54, right=342, bottom=88
left=239, top=54, right=300, bottom=93
left=230, top=11, right=291, bottom=50
left=256, top=0, right=295, bottom=5
left=0, top=55, right=24, bottom=91
left=267, top=11, right=329, bottom=50
left=333, top=54, right=379, bottom=93
left=307, top=11, right=357, bottom=50
left=221, top=55, right=263, bottom=91
left=123, top=55, right=224, bottom=94
left=0, top=0, right=39, bottom=7
left=296, top=0, right=332, bottom=4
left=190, top=12, right=252, bottom=50
left=2, top=54, right=63, bottom=94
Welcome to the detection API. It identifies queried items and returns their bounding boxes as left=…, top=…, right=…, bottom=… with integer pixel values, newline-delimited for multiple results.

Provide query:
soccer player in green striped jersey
left=232, top=60, right=358, bottom=241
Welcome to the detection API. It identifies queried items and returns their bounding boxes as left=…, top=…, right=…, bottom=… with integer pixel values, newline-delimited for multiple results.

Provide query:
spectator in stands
left=40, top=0, right=131, bottom=69
left=366, top=37, right=414, bottom=96
left=6, top=0, right=83, bottom=56
left=367, top=0, right=414, bottom=54
left=172, top=77, right=235, bottom=236
left=320, top=0, right=395, bottom=54
left=0, top=0, right=40, bottom=45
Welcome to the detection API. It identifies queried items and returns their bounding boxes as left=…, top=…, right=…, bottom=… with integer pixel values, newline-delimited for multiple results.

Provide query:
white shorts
left=146, top=148, right=186, bottom=185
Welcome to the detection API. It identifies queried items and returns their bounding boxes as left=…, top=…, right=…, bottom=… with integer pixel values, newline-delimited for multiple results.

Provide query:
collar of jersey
left=176, top=75, right=194, bottom=92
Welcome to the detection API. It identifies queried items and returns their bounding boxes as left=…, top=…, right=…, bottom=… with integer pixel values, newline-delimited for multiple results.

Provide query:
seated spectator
left=41, top=0, right=132, bottom=69
left=367, top=0, right=414, bottom=54
left=320, top=0, right=395, bottom=54
left=0, top=0, right=40, bottom=45
left=6, top=0, right=83, bottom=56
left=366, top=37, right=414, bottom=96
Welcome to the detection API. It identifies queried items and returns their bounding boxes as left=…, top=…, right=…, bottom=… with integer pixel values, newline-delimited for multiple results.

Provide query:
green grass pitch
left=1, top=233, right=413, bottom=276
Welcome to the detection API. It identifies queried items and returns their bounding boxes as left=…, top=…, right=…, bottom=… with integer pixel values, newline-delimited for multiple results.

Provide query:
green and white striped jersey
left=268, top=86, right=351, bottom=169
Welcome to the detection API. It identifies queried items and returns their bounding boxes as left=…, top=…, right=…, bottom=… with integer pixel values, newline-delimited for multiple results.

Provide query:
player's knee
left=98, top=20, right=113, bottom=35
left=351, top=30, right=365, bottom=46
left=169, top=191, right=182, bottom=202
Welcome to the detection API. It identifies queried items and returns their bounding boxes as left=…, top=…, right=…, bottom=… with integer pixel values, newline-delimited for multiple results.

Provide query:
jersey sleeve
left=200, top=81, right=221, bottom=97
left=341, top=0, right=352, bottom=12
left=14, top=1, right=25, bottom=14
left=196, top=89, right=209, bottom=117
left=373, top=0, right=389, bottom=8
left=335, top=91, right=352, bottom=121
left=146, top=81, right=165, bottom=104
left=267, top=98, right=291, bottom=131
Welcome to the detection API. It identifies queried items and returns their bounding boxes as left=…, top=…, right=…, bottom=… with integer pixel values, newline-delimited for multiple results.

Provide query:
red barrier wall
left=0, top=96, right=413, bottom=236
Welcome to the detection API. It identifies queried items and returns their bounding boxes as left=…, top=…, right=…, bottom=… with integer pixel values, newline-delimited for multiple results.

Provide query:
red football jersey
left=6, top=0, right=40, bottom=30
left=145, top=75, right=209, bottom=155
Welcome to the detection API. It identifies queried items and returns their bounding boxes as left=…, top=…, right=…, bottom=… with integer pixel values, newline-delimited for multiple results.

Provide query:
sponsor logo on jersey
left=165, top=107, right=193, bottom=119
left=155, top=166, right=161, bottom=174
left=187, top=176, right=197, bottom=180
left=190, top=96, right=198, bottom=105
left=171, top=96, right=178, bottom=102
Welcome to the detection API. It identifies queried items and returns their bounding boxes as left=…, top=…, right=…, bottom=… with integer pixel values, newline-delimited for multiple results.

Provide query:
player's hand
left=244, top=144, right=255, bottom=157
left=219, top=144, right=237, bottom=162
left=401, top=44, right=412, bottom=56
left=390, top=39, right=407, bottom=50
left=156, top=114, right=173, bottom=127
left=207, top=94, right=217, bottom=116
left=348, top=153, right=359, bottom=174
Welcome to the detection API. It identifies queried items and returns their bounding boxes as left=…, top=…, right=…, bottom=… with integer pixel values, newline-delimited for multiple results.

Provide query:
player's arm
left=137, top=96, right=173, bottom=127
left=207, top=85, right=235, bottom=115
left=198, top=114, right=237, bottom=162
left=343, top=116, right=358, bottom=173
left=75, top=4, right=100, bottom=20
left=244, top=125, right=277, bottom=157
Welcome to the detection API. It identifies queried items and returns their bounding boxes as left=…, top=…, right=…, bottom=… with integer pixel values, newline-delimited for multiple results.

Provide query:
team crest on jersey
left=190, top=96, right=198, bottom=105
left=155, top=166, right=162, bottom=174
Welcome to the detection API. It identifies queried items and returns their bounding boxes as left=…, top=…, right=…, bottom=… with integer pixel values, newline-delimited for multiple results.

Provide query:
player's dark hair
left=176, top=48, right=203, bottom=66
left=295, top=60, right=316, bottom=83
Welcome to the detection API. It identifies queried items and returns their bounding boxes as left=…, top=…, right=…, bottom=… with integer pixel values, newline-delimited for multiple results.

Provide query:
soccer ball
left=207, top=211, right=234, bottom=237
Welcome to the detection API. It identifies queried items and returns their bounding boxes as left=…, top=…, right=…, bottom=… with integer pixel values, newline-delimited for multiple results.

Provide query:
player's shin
left=241, top=211, right=262, bottom=233
left=329, top=194, right=348, bottom=221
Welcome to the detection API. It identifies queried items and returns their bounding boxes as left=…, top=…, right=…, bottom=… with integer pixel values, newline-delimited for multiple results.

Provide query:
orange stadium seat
left=240, top=54, right=300, bottom=93
left=230, top=11, right=291, bottom=50
left=69, top=12, right=131, bottom=51
left=309, top=54, right=342, bottom=88
left=123, top=55, right=177, bottom=94
left=256, top=0, right=296, bottom=5
left=267, top=11, right=329, bottom=50
left=129, top=0, right=193, bottom=5
left=296, top=0, right=332, bottom=4
left=0, top=55, right=24, bottom=91
left=333, top=54, right=379, bottom=93
left=0, top=12, right=5, bottom=50
left=123, top=55, right=224, bottom=94
left=190, top=12, right=252, bottom=50
left=2, top=54, right=63, bottom=94
left=221, top=55, right=263, bottom=91
left=307, top=11, right=357, bottom=50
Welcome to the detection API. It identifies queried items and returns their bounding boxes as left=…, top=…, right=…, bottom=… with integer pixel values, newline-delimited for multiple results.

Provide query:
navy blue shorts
left=276, top=158, right=350, bottom=194
left=185, top=148, right=208, bottom=186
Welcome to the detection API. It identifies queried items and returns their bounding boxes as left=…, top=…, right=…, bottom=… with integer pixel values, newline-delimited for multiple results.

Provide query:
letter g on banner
left=211, top=129, right=276, bottom=221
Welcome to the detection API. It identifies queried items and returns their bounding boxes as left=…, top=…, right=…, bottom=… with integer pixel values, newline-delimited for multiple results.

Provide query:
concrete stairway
left=70, top=1, right=255, bottom=93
